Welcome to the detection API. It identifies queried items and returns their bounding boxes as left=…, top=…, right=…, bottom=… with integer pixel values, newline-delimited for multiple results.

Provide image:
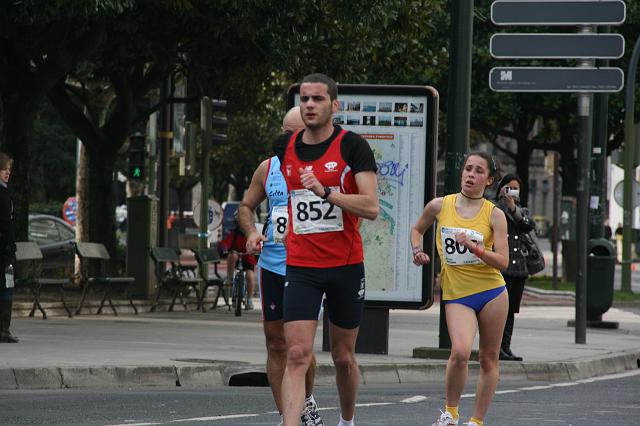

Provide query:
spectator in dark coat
left=0, top=152, right=17, bottom=343
left=495, top=174, right=536, bottom=361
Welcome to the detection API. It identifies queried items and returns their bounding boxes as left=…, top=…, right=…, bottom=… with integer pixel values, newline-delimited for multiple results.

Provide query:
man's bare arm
left=238, top=160, right=270, bottom=254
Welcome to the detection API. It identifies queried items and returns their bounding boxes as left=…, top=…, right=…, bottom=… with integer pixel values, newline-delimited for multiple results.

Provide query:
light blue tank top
left=258, top=156, right=287, bottom=276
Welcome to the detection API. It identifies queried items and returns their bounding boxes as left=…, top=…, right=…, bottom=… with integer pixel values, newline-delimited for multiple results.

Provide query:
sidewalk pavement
left=1, top=294, right=639, bottom=390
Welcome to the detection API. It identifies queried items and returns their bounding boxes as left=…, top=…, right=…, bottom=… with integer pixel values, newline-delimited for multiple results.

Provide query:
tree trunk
left=74, top=143, right=90, bottom=282
left=87, top=149, right=117, bottom=265
left=515, top=145, right=533, bottom=208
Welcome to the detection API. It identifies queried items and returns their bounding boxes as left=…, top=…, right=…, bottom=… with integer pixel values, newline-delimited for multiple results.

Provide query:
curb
left=524, top=286, right=575, bottom=298
left=2, top=349, right=638, bottom=390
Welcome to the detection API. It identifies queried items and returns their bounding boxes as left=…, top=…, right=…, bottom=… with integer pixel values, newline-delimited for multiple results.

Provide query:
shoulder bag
left=522, top=231, right=545, bottom=275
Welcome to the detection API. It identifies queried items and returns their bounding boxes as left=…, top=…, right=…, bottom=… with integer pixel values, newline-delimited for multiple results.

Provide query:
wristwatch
left=321, top=186, right=332, bottom=200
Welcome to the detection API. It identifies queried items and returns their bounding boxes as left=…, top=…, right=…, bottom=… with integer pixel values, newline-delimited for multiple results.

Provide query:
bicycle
left=231, top=252, right=246, bottom=316
left=229, top=250, right=255, bottom=317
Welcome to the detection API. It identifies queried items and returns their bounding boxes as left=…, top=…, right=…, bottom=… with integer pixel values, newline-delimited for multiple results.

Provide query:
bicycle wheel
left=234, top=272, right=244, bottom=317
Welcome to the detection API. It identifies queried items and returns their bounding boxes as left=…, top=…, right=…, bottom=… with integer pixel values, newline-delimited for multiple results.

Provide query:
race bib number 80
left=271, top=205, right=288, bottom=244
left=441, top=226, right=484, bottom=266
left=290, top=188, right=343, bottom=235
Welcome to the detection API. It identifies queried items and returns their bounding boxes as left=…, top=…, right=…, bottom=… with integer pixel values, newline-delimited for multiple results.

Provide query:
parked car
left=28, top=214, right=76, bottom=277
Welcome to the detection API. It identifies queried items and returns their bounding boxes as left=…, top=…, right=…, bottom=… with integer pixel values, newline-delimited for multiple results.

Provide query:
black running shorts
left=283, top=263, right=365, bottom=329
left=258, top=266, right=285, bottom=322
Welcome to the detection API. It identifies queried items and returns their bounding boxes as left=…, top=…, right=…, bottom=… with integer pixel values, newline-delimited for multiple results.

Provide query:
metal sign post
left=490, top=0, right=626, bottom=345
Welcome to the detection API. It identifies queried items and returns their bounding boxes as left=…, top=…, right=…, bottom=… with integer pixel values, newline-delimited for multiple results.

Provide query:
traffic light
left=128, top=134, right=146, bottom=179
left=201, top=98, right=228, bottom=149
left=211, top=99, right=228, bottom=146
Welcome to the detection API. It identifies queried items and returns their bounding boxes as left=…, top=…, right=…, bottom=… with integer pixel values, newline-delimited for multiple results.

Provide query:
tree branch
left=48, top=82, right=103, bottom=152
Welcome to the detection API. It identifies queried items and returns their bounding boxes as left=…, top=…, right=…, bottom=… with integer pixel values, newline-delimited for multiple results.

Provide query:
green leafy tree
left=0, top=1, right=120, bottom=236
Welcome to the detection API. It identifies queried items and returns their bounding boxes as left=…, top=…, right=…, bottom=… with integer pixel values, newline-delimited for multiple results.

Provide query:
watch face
left=323, top=187, right=332, bottom=199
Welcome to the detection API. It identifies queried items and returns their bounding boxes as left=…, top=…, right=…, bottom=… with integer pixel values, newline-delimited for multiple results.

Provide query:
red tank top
left=281, top=129, right=363, bottom=267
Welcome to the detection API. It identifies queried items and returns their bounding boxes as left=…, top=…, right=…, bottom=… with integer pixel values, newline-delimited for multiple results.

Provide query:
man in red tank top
left=275, top=74, right=379, bottom=426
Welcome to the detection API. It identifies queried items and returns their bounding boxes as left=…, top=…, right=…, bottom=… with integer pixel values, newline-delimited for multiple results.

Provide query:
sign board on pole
left=490, top=33, right=625, bottom=59
left=613, top=180, right=640, bottom=208
left=491, top=1, right=626, bottom=26
left=193, top=199, right=223, bottom=230
left=489, top=67, right=624, bottom=93
left=289, top=85, right=438, bottom=309
left=62, top=197, right=77, bottom=226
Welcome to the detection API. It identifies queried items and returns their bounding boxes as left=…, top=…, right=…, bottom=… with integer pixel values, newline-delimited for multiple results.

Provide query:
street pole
left=199, top=97, right=212, bottom=250
left=575, top=26, right=595, bottom=344
left=158, top=78, right=173, bottom=248
left=621, top=35, right=640, bottom=293
left=440, top=0, right=474, bottom=349
left=590, top=26, right=611, bottom=240
left=552, top=151, right=560, bottom=289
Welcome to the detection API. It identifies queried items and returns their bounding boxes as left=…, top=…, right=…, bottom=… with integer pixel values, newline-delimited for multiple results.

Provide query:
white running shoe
left=431, top=409, right=459, bottom=426
left=464, top=422, right=479, bottom=426
left=300, top=395, right=324, bottom=426
left=246, top=298, right=254, bottom=310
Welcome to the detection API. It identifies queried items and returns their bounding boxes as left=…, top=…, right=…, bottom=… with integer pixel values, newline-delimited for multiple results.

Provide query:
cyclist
left=239, top=106, right=323, bottom=426
left=219, top=213, right=257, bottom=310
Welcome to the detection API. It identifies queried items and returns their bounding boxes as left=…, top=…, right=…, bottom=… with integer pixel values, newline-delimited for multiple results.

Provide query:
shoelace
left=437, top=409, right=456, bottom=426
left=301, top=401, right=322, bottom=426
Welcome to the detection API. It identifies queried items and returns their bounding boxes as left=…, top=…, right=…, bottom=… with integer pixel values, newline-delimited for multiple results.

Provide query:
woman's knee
left=478, top=352, right=499, bottom=372
left=449, top=347, right=471, bottom=367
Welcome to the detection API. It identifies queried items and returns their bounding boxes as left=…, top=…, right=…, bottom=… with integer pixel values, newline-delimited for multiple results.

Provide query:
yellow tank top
left=436, top=194, right=505, bottom=300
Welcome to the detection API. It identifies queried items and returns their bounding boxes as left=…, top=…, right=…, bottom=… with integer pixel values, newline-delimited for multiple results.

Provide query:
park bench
left=149, top=247, right=202, bottom=312
left=192, top=245, right=228, bottom=311
left=75, top=242, right=138, bottom=316
left=14, top=241, right=73, bottom=319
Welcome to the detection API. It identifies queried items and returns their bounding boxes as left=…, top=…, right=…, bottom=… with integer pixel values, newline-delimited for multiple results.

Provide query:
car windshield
left=29, top=219, right=62, bottom=244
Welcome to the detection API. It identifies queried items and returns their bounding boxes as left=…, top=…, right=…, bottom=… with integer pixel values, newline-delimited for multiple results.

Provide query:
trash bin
left=586, top=238, right=616, bottom=321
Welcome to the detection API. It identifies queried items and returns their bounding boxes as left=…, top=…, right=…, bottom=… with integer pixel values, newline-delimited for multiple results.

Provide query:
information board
left=288, top=85, right=438, bottom=309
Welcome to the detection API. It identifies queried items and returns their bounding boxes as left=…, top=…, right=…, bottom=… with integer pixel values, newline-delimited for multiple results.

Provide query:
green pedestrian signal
left=128, top=134, right=146, bottom=180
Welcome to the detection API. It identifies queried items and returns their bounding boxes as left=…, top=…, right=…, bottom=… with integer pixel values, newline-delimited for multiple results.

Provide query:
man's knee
left=265, top=332, right=286, bottom=355
left=331, top=347, right=356, bottom=371
left=287, top=343, right=313, bottom=367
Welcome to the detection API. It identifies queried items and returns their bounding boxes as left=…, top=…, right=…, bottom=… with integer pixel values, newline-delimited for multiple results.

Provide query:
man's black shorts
left=283, top=263, right=365, bottom=329
left=258, top=266, right=285, bottom=322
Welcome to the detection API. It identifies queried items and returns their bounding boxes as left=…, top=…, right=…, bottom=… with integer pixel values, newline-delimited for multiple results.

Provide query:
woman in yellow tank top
left=410, top=152, right=509, bottom=426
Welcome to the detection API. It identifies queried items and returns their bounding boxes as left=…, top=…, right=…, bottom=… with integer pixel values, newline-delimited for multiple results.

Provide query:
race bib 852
left=290, top=188, right=343, bottom=235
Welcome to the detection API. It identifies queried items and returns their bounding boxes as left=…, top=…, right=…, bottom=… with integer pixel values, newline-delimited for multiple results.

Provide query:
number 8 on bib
left=290, top=188, right=343, bottom=235
left=441, top=226, right=484, bottom=266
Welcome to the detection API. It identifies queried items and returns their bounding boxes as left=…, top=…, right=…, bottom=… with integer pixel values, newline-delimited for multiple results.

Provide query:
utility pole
left=552, top=151, right=561, bottom=289
left=158, top=77, right=173, bottom=248
left=621, top=35, right=640, bottom=293
left=441, top=0, right=474, bottom=349
left=590, top=26, right=611, bottom=240
left=574, top=26, right=595, bottom=345
left=199, top=97, right=212, bottom=250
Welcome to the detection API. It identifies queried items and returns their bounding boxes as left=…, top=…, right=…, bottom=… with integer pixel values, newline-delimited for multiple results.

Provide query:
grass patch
left=527, top=276, right=640, bottom=302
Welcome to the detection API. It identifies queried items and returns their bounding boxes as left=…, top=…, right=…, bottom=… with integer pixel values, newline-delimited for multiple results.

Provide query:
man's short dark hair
left=302, top=73, right=338, bottom=101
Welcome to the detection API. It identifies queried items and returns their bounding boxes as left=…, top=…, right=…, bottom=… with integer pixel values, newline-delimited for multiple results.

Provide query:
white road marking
left=401, top=395, right=428, bottom=403
left=103, top=369, right=640, bottom=425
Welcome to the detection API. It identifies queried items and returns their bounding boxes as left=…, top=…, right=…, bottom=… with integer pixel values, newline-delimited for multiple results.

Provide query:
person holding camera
left=494, top=174, right=537, bottom=361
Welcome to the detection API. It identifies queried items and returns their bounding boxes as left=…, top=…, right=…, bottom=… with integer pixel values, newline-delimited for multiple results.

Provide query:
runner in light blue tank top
left=259, top=156, right=287, bottom=276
